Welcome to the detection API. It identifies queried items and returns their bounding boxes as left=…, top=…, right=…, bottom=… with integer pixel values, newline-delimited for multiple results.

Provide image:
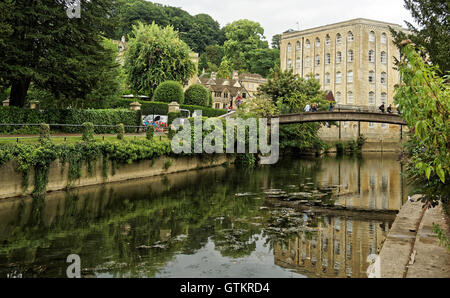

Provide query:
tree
left=394, top=42, right=449, bottom=206
left=222, top=19, right=268, bottom=72
left=217, top=60, right=233, bottom=79
left=124, top=22, right=195, bottom=98
left=271, top=34, right=281, bottom=49
left=391, top=0, right=450, bottom=74
left=0, top=0, right=117, bottom=108
left=153, top=81, right=185, bottom=104
left=248, top=48, right=280, bottom=77
left=184, top=84, right=210, bottom=106
left=198, top=45, right=224, bottom=74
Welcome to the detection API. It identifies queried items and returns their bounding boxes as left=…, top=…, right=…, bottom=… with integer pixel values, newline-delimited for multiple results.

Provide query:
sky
left=152, top=0, right=416, bottom=46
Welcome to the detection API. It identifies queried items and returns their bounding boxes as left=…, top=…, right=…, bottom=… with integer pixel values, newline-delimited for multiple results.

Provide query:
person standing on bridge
left=328, top=103, right=334, bottom=112
left=379, top=102, right=385, bottom=113
left=387, top=104, right=393, bottom=114
left=304, top=104, right=311, bottom=112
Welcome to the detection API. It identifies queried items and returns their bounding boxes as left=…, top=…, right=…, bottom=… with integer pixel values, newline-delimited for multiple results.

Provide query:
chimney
left=211, top=72, right=217, bottom=80
left=232, top=70, right=239, bottom=80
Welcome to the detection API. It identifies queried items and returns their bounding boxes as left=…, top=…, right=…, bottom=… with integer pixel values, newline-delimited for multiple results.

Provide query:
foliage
left=38, top=124, right=51, bottom=146
left=124, top=22, right=195, bottom=98
left=198, top=45, right=225, bottom=74
left=248, top=48, right=280, bottom=78
left=0, top=0, right=117, bottom=107
left=168, top=112, right=181, bottom=126
left=217, top=59, right=233, bottom=79
left=335, top=142, right=344, bottom=155
left=432, top=223, right=450, bottom=252
left=271, top=34, right=281, bottom=49
left=390, top=0, right=450, bottom=74
left=117, top=124, right=125, bottom=140
left=394, top=43, right=449, bottom=205
left=146, top=126, right=154, bottom=140
left=238, top=95, right=279, bottom=118
left=184, top=84, right=210, bottom=106
left=82, top=123, right=95, bottom=142
left=153, top=81, right=185, bottom=104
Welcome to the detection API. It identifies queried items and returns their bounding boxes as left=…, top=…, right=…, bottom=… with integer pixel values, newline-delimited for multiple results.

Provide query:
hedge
left=153, top=81, right=184, bottom=104
left=184, top=84, right=209, bottom=106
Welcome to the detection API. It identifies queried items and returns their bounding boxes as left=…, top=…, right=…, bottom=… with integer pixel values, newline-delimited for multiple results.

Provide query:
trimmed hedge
left=153, top=81, right=184, bottom=104
left=184, top=84, right=209, bottom=106
left=180, top=104, right=226, bottom=118
left=63, top=109, right=140, bottom=133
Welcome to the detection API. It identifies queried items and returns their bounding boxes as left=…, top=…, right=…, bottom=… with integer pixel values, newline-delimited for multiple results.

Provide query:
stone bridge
left=276, top=111, right=407, bottom=125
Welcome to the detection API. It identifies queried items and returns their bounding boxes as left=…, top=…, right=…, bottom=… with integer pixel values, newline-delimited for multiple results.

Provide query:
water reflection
left=0, top=153, right=407, bottom=278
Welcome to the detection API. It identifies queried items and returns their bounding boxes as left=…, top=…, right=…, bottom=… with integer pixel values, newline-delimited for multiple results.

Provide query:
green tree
left=184, top=84, right=210, bottom=106
left=198, top=45, right=225, bottom=74
left=271, top=34, right=281, bottom=49
left=153, top=81, right=185, bottom=104
left=0, top=0, right=117, bottom=107
left=248, top=48, right=280, bottom=77
left=124, top=22, right=195, bottom=98
left=394, top=42, right=449, bottom=206
left=390, top=0, right=450, bottom=74
left=217, top=60, right=233, bottom=79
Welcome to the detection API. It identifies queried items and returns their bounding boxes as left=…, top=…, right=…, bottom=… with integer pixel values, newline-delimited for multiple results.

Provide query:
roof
left=199, top=77, right=249, bottom=97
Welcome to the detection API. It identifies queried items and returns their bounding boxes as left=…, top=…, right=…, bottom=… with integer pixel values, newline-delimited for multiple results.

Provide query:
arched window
left=315, top=37, right=320, bottom=47
left=381, top=72, right=387, bottom=84
left=287, top=59, right=292, bottom=69
left=381, top=33, right=387, bottom=44
left=336, top=51, right=342, bottom=63
left=305, top=39, right=310, bottom=48
left=347, top=91, right=354, bottom=103
left=336, top=92, right=342, bottom=103
left=368, top=71, right=375, bottom=83
left=296, top=58, right=301, bottom=68
left=326, top=53, right=331, bottom=64
left=305, top=56, right=310, bottom=67
left=369, top=31, right=375, bottom=42
left=336, top=72, right=342, bottom=84
left=368, top=92, right=375, bottom=105
left=369, top=50, right=375, bottom=62
left=348, top=50, right=354, bottom=62
left=381, top=51, right=387, bottom=64
left=336, top=33, right=342, bottom=44
left=347, top=71, right=353, bottom=83
left=347, top=31, right=354, bottom=42
left=326, top=34, right=331, bottom=46
left=325, top=73, right=330, bottom=84
left=287, top=43, right=292, bottom=53
left=296, top=41, right=301, bottom=50
left=381, top=92, right=387, bottom=103
left=315, top=54, right=320, bottom=66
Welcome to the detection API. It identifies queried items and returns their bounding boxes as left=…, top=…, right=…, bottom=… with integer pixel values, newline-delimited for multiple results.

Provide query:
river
left=0, top=153, right=410, bottom=278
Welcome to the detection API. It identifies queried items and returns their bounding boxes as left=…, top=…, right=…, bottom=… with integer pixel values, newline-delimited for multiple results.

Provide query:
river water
left=0, top=153, right=409, bottom=278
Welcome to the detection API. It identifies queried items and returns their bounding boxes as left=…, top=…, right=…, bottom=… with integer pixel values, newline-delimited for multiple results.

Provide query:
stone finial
left=168, top=101, right=180, bottom=113
left=232, top=70, right=239, bottom=80
left=129, top=101, right=142, bottom=111
left=30, top=100, right=40, bottom=110
left=210, top=72, right=217, bottom=80
left=2, top=98, right=10, bottom=106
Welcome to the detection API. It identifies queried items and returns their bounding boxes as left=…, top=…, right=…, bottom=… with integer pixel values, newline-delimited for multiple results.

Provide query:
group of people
left=379, top=102, right=395, bottom=114
left=304, top=103, right=321, bottom=112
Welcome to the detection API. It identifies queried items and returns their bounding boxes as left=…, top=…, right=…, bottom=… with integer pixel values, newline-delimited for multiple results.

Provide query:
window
left=336, top=51, right=342, bottom=63
left=336, top=33, right=342, bottom=44
left=296, top=58, right=301, bottom=68
left=381, top=33, right=387, bottom=44
left=305, top=56, right=310, bottom=67
left=242, top=93, right=246, bottom=98
left=369, top=122, right=375, bottom=128
left=369, top=50, right=375, bottom=62
left=315, top=73, right=320, bottom=81
left=368, top=92, right=375, bottom=105
left=348, top=50, right=354, bottom=62
left=215, top=103, right=220, bottom=109
left=305, top=39, right=310, bottom=48
left=287, top=59, right=292, bottom=69
left=214, top=91, right=221, bottom=97
left=326, top=34, right=331, bottom=45
left=224, top=92, right=228, bottom=98
left=326, top=53, right=331, bottom=64
left=336, top=72, right=342, bottom=84
left=296, top=41, right=301, bottom=50
left=381, top=51, right=387, bottom=64
left=315, top=54, right=320, bottom=66
left=315, top=37, right=320, bottom=47
left=325, top=73, right=330, bottom=84
left=381, top=72, right=387, bottom=84
left=336, top=92, right=341, bottom=103
left=347, top=31, right=354, bottom=42
left=347, top=71, right=353, bottom=83
left=368, top=71, right=375, bottom=83
left=381, top=92, right=387, bottom=103
left=369, top=31, right=375, bottom=42
left=287, top=43, right=292, bottom=53
left=347, top=91, right=354, bottom=103
left=344, top=121, right=349, bottom=128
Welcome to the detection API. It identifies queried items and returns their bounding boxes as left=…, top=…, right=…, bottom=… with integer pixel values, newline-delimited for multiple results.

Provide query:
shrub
left=82, top=122, right=94, bottom=142
left=0, top=106, right=47, bottom=134
left=63, top=109, right=138, bottom=133
left=184, top=84, right=210, bottom=106
left=146, top=126, right=154, bottom=140
left=180, top=104, right=226, bottom=118
left=39, top=123, right=51, bottom=145
left=168, top=111, right=181, bottom=126
left=117, top=123, right=124, bottom=140
left=153, top=81, right=184, bottom=104
left=335, top=141, right=344, bottom=154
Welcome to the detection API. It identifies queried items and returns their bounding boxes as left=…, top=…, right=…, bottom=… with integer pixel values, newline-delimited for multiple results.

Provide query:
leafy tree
left=0, top=0, right=117, bottom=107
left=217, top=60, right=233, bottom=79
left=391, top=0, right=450, bottom=74
left=271, top=34, right=281, bottom=49
left=394, top=42, right=449, bottom=206
left=124, top=22, right=195, bottom=98
left=184, top=84, right=210, bottom=106
left=153, top=81, right=185, bottom=104
left=198, top=45, right=225, bottom=74
left=248, top=48, right=280, bottom=77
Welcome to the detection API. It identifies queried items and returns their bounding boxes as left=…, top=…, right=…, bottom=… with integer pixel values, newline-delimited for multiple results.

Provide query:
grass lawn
left=0, top=134, right=168, bottom=145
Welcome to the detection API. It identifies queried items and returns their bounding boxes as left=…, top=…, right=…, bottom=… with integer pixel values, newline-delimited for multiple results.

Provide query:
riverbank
left=377, top=195, right=450, bottom=278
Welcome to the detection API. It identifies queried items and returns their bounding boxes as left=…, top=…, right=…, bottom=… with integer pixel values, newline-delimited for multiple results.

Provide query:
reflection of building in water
left=316, top=153, right=406, bottom=210
left=274, top=215, right=391, bottom=277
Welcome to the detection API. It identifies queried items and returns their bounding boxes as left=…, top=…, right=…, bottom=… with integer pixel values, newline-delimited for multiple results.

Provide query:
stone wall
left=0, top=155, right=233, bottom=200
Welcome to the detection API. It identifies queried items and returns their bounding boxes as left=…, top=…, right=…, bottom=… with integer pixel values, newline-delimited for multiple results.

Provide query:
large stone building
left=280, top=18, right=408, bottom=143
